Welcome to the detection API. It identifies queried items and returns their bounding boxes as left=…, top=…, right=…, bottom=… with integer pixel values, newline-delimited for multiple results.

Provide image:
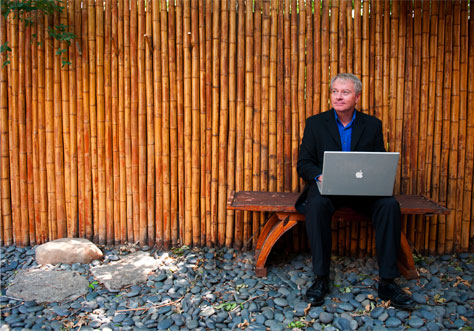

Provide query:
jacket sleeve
left=297, top=118, right=322, bottom=182
left=374, top=118, right=386, bottom=152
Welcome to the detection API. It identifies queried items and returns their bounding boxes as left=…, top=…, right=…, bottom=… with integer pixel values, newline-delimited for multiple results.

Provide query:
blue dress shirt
left=315, top=110, right=356, bottom=181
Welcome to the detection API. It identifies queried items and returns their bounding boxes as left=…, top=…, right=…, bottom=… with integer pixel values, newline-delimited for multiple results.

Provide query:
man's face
left=330, top=79, right=360, bottom=115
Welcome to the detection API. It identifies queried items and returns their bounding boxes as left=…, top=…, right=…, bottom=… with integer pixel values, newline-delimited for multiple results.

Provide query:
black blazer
left=295, top=109, right=385, bottom=212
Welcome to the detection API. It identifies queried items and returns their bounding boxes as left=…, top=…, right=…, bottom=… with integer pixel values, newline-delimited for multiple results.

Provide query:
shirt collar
left=334, top=109, right=356, bottom=128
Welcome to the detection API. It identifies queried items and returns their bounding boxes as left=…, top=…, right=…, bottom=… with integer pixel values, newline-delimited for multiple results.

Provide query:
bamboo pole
left=75, top=0, right=84, bottom=240
left=30, top=12, right=40, bottom=244
left=199, top=0, right=207, bottom=246
left=205, top=0, right=212, bottom=247
left=124, top=0, right=133, bottom=242
left=183, top=0, right=192, bottom=246
left=130, top=0, right=140, bottom=243
left=105, top=0, right=114, bottom=244
left=338, top=0, right=346, bottom=74
left=388, top=0, right=399, bottom=154
left=283, top=0, right=291, bottom=192
left=252, top=0, right=262, bottom=247
left=321, top=0, right=329, bottom=110
left=260, top=0, right=270, bottom=197
left=269, top=0, right=279, bottom=192
left=160, top=0, right=171, bottom=248
left=313, top=0, right=321, bottom=115
left=58, top=6, right=70, bottom=240
left=465, top=0, right=474, bottom=249
left=440, top=1, right=453, bottom=253
left=168, top=0, right=178, bottom=247
left=329, top=0, right=338, bottom=78
left=353, top=0, right=361, bottom=81
left=68, top=0, right=78, bottom=238
left=432, top=1, right=446, bottom=254
left=191, top=0, right=200, bottom=246
left=243, top=0, right=254, bottom=249
left=446, top=0, right=460, bottom=252
left=24, top=12, right=35, bottom=245
left=426, top=0, right=439, bottom=254
left=234, top=0, right=245, bottom=249
left=0, top=11, right=12, bottom=246
left=457, top=0, right=468, bottom=251
left=290, top=0, right=298, bottom=192
left=138, top=0, right=147, bottom=244
left=297, top=0, right=305, bottom=142
left=346, top=0, right=353, bottom=73
left=219, top=0, right=230, bottom=247
left=146, top=0, right=155, bottom=246
left=360, top=0, right=369, bottom=112
left=87, top=0, right=98, bottom=241
left=18, top=10, right=29, bottom=245
left=53, top=13, right=67, bottom=240
left=373, top=0, right=382, bottom=121
left=176, top=0, right=185, bottom=245
left=112, top=0, right=120, bottom=244
left=305, top=0, right=313, bottom=120
left=82, top=3, right=93, bottom=240
left=153, top=0, right=163, bottom=247
left=462, top=0, right=474, bottom=251
left=156, top=0, right=163, bottom=247
left=225, top=0, right=237, bottom=247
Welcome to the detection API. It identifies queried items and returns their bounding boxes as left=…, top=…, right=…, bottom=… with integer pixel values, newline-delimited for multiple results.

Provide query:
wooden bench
left=227, top=191, right=449, bottom=279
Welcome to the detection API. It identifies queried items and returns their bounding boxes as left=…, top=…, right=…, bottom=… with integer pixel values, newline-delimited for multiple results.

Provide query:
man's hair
left=330, top=73, right=362, bottom=95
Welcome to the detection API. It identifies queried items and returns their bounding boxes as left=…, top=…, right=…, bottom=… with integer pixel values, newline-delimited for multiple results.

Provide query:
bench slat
left=227, top=191, right=449, bottom=215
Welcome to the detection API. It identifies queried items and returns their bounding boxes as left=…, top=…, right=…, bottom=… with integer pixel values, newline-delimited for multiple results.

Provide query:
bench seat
left=227, top=191, right=449, bottom=278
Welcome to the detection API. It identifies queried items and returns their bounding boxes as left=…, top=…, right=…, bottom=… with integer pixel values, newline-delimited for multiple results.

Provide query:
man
left=296, top=73, right=414, bottom=309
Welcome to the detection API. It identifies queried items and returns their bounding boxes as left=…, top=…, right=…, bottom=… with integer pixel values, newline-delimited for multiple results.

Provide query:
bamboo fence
left=1, top=0, right=473, bottom=255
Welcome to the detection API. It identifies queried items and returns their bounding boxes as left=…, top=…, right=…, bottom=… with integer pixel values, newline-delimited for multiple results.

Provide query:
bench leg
left=255, top=213, right=280, bottom=253
left=255, top=215, right=298, bottom=277
left=397, top=232, right=418, bottom=279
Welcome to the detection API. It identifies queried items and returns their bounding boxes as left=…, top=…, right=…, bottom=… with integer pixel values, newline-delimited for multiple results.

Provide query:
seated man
left=295, top=73, right=414, bottom=309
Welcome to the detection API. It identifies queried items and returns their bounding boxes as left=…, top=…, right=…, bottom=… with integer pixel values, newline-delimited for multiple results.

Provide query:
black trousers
left=304, top=183, right=401, bottom=279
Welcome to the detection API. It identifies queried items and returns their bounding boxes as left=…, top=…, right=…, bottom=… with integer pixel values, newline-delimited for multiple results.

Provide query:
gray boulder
left=35, top=238, right=103, bottom=265
left=6, top=269, right=89, bottom=303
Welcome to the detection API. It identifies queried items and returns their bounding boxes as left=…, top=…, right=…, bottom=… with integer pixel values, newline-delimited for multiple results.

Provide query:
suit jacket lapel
left=351, top=110, right=366, bottom=150
left=324, top=109, right=342, bottom=150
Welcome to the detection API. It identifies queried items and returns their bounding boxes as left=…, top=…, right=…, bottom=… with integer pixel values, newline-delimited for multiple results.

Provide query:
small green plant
left=216, top=302, right=238, bottom=311
left=171, top=245, right=189, bottom=256
left=339, top=286, right=352, bottom=293
left=88, top=281, right=99, bottom=290
left=236, top=283, right=248, bottom=292
left=287, top=319, right=307, bottom=329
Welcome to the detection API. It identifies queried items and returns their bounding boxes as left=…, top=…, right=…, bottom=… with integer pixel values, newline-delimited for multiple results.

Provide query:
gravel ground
left=1, top=244, right=474, bottom=330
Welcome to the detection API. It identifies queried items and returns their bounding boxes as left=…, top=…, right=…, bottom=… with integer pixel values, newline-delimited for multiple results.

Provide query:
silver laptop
left=317, top=151, right=399, bottom=196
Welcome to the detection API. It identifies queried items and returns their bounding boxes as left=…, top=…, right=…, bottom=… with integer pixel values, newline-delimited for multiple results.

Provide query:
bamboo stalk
left=338, top=0, right=346, bottom=74
left=168, top=0, right=178, bottom=247
left=373, top=0, right=382, bottom=121
left=153, top=0, right=163, bottom=247
left=321, top=0, right=329, bottom=110
left=353, top=0, right=361, bottom=80
left=199, top=0, right=207, bottom=246
left=68, top=0, right=78, bottom=238
left=160, top=0, right=171, bottom=248
left=18, top=10, right=29, bottom=245
left=82, top=1, right=93, bottom=240
left=191, top=0, right=200, bottom=246
left=305, top=0, right=313, bottom=120
left=269, top=0, right=279, bottom=192
left=313, top=0, right=321, bottom=115
left=252, top=0, right=262, bottom=247
left=243, top=0, right=254, bottom=249
left=58, top=6, right=70, bottom=240
left=260, top=0, right=270, bottom=197
left=234, top=0, right=245, bottom=249
left=290, top=0, right=297, bottom=192
left=138, top=0, right=147, bottom=244
left=105, top=0, right=114, bottom=244
left=225, top=0, right=237, bottom=247
left=283, top=0, right=291, bottom=192
left=176, top=0, right=185, bottom=245
left=183, top=0, right=192, bottom=246
left=361, top=0, right=369, bottom=112
left=388, top=0, right=399, bottom=155
left=205, top=0, right=212, bottom=247
left=112, top=0, right=120, bottom=244
left=219, top=0, right=230, bottom=247
left=0, top=11, right=12, bottom=246
left=297, top=0, right=305, bottom=142
left=145, top=0, right=155, bottom=246
left=329, top=0, right=338, bottom=78
left=75, top=0, right=84, bottom=240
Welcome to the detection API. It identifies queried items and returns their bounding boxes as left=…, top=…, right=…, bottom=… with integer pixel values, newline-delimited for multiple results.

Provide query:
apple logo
left=355, top=170, right=364, bottom=179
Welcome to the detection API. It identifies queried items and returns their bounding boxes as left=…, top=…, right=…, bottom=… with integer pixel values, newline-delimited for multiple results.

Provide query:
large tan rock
left=35, top=238, right=103, bottom=265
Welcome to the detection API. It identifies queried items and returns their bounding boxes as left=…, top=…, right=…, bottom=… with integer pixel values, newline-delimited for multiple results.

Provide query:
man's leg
left=304, top=184, right=337, bottom=276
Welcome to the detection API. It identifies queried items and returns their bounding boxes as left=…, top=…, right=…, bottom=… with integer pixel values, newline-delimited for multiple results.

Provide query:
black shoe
left=378, top=280, right=415, bottom=309
left=305, top=276, right=330, bottom=306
